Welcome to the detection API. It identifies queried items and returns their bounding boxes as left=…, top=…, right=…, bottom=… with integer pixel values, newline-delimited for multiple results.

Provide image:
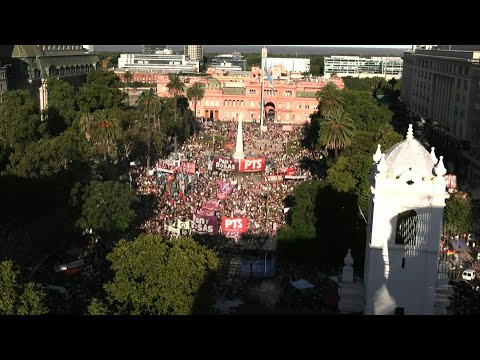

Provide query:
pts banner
left=239, top=157, right=266, bottom=172
left=221, top=217, right=247, bottom=238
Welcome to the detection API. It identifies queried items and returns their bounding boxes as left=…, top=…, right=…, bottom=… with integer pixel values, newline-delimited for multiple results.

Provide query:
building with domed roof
left=363, top=124, right=449, bottom=315
left=0, top=45, right=99, bottom=114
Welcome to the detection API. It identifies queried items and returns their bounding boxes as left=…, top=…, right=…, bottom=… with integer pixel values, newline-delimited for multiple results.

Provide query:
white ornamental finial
left=406, top=124, right=414, bottom=140
left=434, top=156, right=447, bottom=177
left=430, top=147, right=438, bottom=164
left=377, top=153, right=388, bottom=174
left=344, top=249, right=354, bottom=266
left=373, top=144, right=382, bottom=163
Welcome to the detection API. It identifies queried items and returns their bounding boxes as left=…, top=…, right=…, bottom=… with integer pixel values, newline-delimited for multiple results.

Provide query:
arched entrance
left=264, top=102, right=275, bottom=122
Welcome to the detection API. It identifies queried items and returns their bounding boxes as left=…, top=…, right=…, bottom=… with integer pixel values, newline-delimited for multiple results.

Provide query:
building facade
left=400, top=48, right=480, bottom=189
left=142, top=45, right=166, bottom=54
left=0, top=45, right=99, bottom=114
left=184, top=45, right=203, bottom=61
left=324, top=56, right=403, bottom=80
left=155, top=67, right=344, bottom=124
left=364, top=126, right=448, bottom=315
left=118, top=53, right=200, bottom=73
left=0, top=65, right=8, bottom=105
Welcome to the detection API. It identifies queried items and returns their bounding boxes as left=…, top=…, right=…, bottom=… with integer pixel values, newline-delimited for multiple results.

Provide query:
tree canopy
left=74, top=180, right=135, bottom=236
left=88, top=234, right=220, bottom=315
left=77, top=69, right=126, bottom=112
left=0, top=90, right=40, bottom=152
left=443, top=193, right=473, bottom=236
left=0, top=260, right=48, bottom=315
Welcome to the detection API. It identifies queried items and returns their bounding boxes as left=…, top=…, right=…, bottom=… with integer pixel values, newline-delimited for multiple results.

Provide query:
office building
left=142, top=45, right=166, bottom=54
left=210, top=52, right=246, bottom=71
left=324, top=56, right=403, bottom=79
left=184, top=45, right=203, bottom=61
left=401, top=48, right=480, bottom=188
left=118, top=53, right=200, bottom=73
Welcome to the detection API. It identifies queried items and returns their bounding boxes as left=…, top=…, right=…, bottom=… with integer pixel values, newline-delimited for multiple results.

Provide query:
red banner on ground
left=221, top=217, right=247, bottom=238
left=239, top=157, right=266, bottom=172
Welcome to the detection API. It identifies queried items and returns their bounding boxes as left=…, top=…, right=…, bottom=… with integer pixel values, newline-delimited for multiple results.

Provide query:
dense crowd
left=132, top=121, right=322, bottom=240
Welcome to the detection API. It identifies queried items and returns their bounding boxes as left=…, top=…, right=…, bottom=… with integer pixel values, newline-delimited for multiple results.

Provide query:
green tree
left=0, top=90, right=40, bottom=152
left=75, top=180, right=134, bottom=236
left=341, top=89, right=393, bottom=132
left=88, top=234, right=220, bottom=315
left=6, top=128, right=90, bottom=179
left=45, top=77, right=78, bottom=131
left=186, top=82, right=205, bottom=136
left=0, top=260, right=47, bottom=315
left=166, top=74, right=185, bottom=152
left=91, top=109, right=121, bottom=160
left=318, top=109, right=356, bottom=158
left=443, top=194, right=473, bottom=236
left=325, top=129, right=403, bottom=214
left=277, top=182, right=364, bottom=266
left=316, top=82, right=344, bottom=117
left=77, top=69, right=126, bottom=112
left=136, top=89, right=159, bottom=170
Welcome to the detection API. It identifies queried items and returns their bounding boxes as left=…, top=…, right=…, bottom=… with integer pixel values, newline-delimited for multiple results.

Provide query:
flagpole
left=260, top=61, right=265, bottom=135
left=260, top=47, right=267, bottom=135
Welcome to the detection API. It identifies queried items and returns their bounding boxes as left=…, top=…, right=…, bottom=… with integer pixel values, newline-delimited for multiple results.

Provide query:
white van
left=462, top=269, right=476, bottom=281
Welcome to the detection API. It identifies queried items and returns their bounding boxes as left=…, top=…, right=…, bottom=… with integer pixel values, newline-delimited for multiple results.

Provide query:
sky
left=93, top=45, right=411, bottom=56
left=271, top=45, right=411, bottom=48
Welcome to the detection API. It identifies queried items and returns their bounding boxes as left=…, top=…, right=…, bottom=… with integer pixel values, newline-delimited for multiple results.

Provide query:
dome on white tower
left=382, top=124, right=434, bottom=179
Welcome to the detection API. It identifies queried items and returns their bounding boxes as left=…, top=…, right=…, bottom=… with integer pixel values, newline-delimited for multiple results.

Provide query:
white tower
left=363, top=124, right=449, bottom=315
left=232, top=116, right=245, bottom=160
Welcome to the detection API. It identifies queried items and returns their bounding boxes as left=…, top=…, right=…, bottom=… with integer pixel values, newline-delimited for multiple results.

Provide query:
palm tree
left=79, top=113, right=93, bottom=142
left=91, top=109, right=121, bottom=160
left=186, top=82, right=205, bottom=137
left=152, top=97, right=164, bottom=132
left=318, top=109, right=356, bottom=158
left=136, top=88, right=159, bottom=171
left=166, top=74, right=185, bottom=151
left=124, top=71, right=134, bottom=106
left=315, top=82, right=345, bottom=117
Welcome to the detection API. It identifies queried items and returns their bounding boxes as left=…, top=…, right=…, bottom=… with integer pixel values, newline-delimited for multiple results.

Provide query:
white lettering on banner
left=225, top=219, right=244, bottom=229
left=192, top=217, right=214, bottom=233
left=244, top=159, right=263, bottom=170
left=215, top=158, right=237, bottom=171
left=225, top=231, right=240, bottom=238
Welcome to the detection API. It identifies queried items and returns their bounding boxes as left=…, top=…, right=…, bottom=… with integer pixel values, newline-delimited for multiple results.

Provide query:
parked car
left=462, top=269, right=476, bottom=281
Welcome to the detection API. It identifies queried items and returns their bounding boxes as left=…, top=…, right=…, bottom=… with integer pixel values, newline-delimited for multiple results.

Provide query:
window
left=395, top=210, right=418, bottom=245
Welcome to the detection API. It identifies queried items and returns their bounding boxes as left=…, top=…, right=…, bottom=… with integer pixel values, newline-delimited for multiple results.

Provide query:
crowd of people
left=132, top=121, right=322, bottom=242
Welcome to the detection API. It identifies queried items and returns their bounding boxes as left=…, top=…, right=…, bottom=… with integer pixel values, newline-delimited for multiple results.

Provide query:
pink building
left=156, top=67, right=344, bottom=125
